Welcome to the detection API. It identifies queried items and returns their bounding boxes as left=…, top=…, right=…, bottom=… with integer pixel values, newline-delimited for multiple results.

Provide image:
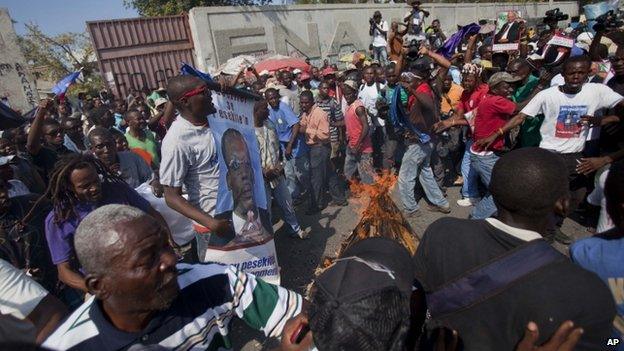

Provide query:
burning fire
left=321, top=171, right=419, bottom=269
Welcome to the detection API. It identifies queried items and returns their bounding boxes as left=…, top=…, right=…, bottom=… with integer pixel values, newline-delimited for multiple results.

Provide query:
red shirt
left=344, top=100, right=373, bottom=153
left=458, top=83, right=489, bottom=113
left=471, top=94, right=516, bottom=152
left=408, top=83, right=434, bottom=110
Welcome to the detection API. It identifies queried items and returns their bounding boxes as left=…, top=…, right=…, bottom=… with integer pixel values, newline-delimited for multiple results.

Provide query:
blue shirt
left=570, top=232, right=624, bottom=350
left=268, top=102, right=308, bottom=158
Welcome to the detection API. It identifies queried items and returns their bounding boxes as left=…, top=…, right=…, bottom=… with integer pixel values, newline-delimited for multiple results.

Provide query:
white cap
left=0, top=155, right=15, bottom=166
left=154, top=98, right=168, bottom=108
left=293, top=69, right=302, bottom=75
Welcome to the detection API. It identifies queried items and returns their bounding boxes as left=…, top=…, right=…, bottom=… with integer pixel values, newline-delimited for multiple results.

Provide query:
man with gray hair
left=43, top=204, right=303, bottom=350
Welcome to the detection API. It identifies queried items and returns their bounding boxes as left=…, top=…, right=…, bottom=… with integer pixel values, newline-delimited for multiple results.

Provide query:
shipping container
left=87, top=14, right=195, bottom=99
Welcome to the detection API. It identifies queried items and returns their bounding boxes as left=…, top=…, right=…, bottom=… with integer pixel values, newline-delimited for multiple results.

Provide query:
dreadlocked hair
left=36, top=153, right=125, bottom=224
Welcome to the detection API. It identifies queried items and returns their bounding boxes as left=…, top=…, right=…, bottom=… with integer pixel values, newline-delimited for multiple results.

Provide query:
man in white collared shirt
left=412, top=147, right=615, bottom=350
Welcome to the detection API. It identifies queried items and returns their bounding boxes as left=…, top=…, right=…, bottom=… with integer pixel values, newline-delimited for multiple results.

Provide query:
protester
left=468, top=72, right=520, bottom=219
left=61, top=117, right=87, bottom=153
left=570, top=160, right=624, bottom=350
left=43, top=204, right=303, bottom=350
left=278, top=70, right=300, bottom=115
left=265, top=88, right=311, bottom=205
left=342, top=80, right=375, bottom=185
left=0, top=258, right=66, bottom=345
left=299, top=90, right=347, bottom=212
left=44, top=154, right=168, bottom=300
left=397, top=70, right=450, bottom=216
left=124, top=109, right=161, bottom=168
left=316, top=81, right=346, bottom=172
left=253, top=100, right=308, bottom=239
left=88, top=127, right=159, bottom=191
left=479, top=55, right=624, bottom=243
left=161, top=75, right=231, bottom=261
left=414, top=148, right=615, bottom=350
left=26, top=100, right=75, bottom=181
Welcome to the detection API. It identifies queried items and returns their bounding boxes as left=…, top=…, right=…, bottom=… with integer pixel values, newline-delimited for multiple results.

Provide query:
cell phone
left=290, top=323, right=311, bottom=344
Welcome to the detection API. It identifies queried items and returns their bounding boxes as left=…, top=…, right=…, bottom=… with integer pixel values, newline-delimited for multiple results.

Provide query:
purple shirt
left=45, top=182, right=152, bottom=265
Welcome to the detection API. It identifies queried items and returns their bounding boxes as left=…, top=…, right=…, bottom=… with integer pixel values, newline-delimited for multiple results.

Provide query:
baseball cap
left=0, top=155, right=15, bottom=166
left=308, top=238, right=414, bottom=350
left=321, top=67, right=337, bottom=77
left=293, top=68, right=302, bottom=75
left=299, top=72, right=311, bottom=81
left=488, top=71, right=522, bottom=88
left=154, top=98, right=168, bottom=108
left=342, top=79, right=359, bottom=91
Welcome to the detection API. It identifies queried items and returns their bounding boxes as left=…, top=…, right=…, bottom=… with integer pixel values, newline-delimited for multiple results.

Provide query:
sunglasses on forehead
left=178, top=85, right=209, bottom=101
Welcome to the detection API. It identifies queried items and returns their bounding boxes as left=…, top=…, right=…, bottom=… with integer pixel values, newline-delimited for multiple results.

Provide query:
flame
left=348, top=170, right=398, bottom=217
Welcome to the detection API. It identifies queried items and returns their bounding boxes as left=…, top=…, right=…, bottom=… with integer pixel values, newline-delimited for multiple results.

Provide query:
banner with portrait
left=493, top=10, right=523, bottom=52
left=205, top=91, right=280, bottom=285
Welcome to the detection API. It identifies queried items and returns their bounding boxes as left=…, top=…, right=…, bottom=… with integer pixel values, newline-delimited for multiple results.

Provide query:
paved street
left=233, top=184, right=589, bottom=350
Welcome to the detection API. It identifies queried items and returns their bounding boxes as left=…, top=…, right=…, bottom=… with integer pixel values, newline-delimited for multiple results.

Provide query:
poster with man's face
left=493, top=10, right=523, bottom=52
left=206, top=91, right=280, bottom=284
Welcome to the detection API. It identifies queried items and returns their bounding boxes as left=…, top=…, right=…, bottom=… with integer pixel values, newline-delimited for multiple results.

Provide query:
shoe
left=291, top=228, right=310, bottom=239
left=405, top=210, right=422, bottom=218
left=456, top=198, right=480, bottom=207
left=553, top=229, right=573, bottom=245
left=453, top=176, right=464, bottom=186
left=426, top=204, right=451, bottom=214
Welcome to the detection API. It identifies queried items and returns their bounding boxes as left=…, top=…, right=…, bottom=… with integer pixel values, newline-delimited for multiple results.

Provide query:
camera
left=593, top=10, right=624, bottom=32
left=370, top=18, right=376, bottom=26
left=543, top=8, right=569, bottom=23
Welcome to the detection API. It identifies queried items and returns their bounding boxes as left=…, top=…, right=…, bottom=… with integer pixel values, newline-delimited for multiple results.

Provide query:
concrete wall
left=189, top=2, right=578, bottom=70
left=0, top=8, right=39, bottom=113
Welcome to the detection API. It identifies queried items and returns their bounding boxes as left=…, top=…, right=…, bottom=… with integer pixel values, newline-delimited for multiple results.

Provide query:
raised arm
left=464, top=35, right=478, bottom=65
left=26, top=99, right=52, bottom=155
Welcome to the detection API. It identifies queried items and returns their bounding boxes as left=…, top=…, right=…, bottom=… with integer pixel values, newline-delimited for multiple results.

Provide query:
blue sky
left=4, top=0, right=138, bottom=35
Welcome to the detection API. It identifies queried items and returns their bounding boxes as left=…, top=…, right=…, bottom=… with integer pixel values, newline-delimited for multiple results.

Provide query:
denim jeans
left=309, top=144, right=345, bottom=208
left=398, top=142, right=449, bottom=213
left=284, top=152, right=311, bottom=201
left=344, top=150, right=375, bottom=184
left=461, top=139, right=480, bottom=199
left=373, top=46, right=388, bottom=65
left=469, top=152, right=499, bottom=219
left=265, top=176, right=301, bottom=234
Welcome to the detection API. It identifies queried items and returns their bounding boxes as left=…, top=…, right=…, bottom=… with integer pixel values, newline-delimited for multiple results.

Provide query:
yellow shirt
left=440, top=83, right=464, bottom=114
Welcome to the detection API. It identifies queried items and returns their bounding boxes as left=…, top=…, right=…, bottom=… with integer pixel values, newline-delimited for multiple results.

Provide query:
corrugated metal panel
left=87, top=15, right=194, bottom=99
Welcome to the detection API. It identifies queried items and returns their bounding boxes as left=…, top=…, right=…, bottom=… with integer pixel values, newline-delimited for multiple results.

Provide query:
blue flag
left=180, top=62, right=212, bottom=82
left=52, top=70, right=81, bottom=96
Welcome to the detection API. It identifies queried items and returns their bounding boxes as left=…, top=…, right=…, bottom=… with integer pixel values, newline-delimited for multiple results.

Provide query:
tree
left=124, top=0, right=273, bottom=17
left=17, top=23, right=103, bottom=97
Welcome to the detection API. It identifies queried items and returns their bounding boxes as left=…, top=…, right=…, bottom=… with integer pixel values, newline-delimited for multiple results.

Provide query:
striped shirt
left=316, top=97, right=344, bottom=143
left=43, top=263, right=302, bottom=351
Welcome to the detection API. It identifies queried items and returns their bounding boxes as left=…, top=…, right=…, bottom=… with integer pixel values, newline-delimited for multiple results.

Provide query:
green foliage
left=17, top=23, right=103, bottom=96
left=124, top=0, right=274, bottom=17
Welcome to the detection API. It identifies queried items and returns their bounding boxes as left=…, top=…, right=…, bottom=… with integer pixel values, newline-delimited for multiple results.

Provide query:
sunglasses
left=44, top=129, right=63, bottom=137
left=178, top=85, right=210, bottom=101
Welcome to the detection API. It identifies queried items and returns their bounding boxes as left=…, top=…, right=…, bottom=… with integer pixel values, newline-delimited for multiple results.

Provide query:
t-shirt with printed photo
left=521, top=83, right=623, bottom=153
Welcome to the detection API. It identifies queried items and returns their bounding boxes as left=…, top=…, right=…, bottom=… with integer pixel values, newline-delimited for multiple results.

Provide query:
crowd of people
left=0, top=1, right=623, bottom=350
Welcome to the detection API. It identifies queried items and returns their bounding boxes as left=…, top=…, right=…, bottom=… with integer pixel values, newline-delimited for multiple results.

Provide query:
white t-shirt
left=372, top=20, right=389, bottom=48
left=587, top=167, right=614, bottom=233
left=0, top=259, right=48, bottom=319
left=160, top=116, right=220, bottom=222
left=358, top=83, right=385, bottom=127
left=521, top=83, right=623, bottom=153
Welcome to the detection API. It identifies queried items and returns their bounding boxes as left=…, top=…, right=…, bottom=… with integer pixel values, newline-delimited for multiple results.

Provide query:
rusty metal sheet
left=87, top=15, right=194, bottom=99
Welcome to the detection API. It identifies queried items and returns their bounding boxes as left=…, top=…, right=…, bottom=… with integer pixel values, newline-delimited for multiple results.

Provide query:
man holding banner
left=160, top=75, right=231, bottom=262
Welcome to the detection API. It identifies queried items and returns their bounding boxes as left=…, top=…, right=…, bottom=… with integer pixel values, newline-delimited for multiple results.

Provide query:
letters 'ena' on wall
left=87, top=14, right=196, bottom=99
left=188, top=2, right=578, bottom=71
left=0, top=8, right=39, bottom=113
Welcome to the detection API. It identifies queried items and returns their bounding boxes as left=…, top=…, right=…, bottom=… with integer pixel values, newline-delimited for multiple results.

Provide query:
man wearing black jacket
left=413, top=148, right=615, bottom=350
